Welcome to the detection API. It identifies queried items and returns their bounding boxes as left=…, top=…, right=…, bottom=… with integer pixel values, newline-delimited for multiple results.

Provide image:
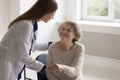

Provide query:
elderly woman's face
left=58, top=24, right=75, bottom=42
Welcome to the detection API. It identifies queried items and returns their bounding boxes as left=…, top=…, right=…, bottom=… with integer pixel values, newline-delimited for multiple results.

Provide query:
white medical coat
left=0, top=20, right=48, bottom=80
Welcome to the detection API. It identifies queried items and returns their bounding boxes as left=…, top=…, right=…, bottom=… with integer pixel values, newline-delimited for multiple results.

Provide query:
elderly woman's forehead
left=60, top=23, right=72, bottom=27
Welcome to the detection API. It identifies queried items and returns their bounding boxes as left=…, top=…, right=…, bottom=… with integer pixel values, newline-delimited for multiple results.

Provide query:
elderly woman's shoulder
left=76, top=42, right=85, bottom=50
left=48, top=42, right=56, bottom=49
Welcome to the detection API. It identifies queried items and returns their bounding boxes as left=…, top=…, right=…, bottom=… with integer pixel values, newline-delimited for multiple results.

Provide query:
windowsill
left=78, top=20, right=120, bottom=27
left=77, top=20, right=120, bottom=34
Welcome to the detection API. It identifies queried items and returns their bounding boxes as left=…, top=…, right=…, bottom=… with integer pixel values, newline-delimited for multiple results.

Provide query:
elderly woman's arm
left=46, top=46, right=58, bottom=80
left=63, top=44, right=85, bottom=78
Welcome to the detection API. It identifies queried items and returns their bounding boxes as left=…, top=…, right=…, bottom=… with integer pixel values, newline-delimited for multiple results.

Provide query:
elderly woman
left=46, top=21, right=85, bottom=80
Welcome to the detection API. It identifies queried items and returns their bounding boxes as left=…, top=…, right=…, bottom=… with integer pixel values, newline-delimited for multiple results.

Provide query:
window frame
left=80, top=0, right=120, bottom=22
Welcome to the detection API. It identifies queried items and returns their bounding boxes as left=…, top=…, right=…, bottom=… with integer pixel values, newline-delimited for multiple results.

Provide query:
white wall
left=81, top=31, right=120, bottom=59
left=0, top=0, right=20, bottom=40
left=8, top=0, right=20, bottom=22
left=0, top=0, right=9, bottom=40
left=65, top=0, right=78, bottom=20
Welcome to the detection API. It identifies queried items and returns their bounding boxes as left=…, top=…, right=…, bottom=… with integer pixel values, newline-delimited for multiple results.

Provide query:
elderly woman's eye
left=67, top=29, right=72, bottom=32
left=61, top=28, right=65, bottom=30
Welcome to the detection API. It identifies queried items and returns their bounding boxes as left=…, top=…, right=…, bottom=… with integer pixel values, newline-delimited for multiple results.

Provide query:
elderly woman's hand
left=47, top=63, right=66, bottom=73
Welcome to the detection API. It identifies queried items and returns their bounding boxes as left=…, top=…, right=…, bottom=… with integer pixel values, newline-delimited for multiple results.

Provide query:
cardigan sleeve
left=63, top=43, right=85, bottom=78
left=46, top=45, right=58, bottom=80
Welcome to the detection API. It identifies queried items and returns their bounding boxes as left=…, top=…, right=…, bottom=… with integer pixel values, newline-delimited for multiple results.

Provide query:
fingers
left=46, top=63, right=65, bottom=72
left=47, top=63, right=60, bottom=72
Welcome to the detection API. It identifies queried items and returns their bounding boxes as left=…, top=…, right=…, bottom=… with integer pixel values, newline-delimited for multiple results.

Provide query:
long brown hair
left=8, top=0, right=58, bottom=28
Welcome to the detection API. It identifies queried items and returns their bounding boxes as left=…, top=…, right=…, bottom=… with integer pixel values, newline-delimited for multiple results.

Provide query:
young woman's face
left=41, top=11, right=56, bottom=23
left=58, top=24, right=75, bottom=42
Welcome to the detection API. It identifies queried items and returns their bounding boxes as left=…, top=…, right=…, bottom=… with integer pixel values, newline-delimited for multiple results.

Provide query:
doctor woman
left=0, top=0, right=58, bottom=80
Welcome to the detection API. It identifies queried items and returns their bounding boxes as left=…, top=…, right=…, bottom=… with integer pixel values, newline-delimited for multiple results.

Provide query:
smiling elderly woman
left=46, top=21, right=85, bottom=80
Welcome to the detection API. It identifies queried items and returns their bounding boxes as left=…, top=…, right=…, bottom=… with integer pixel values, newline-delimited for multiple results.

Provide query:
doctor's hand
left=46, top=63, right=66, bottom=73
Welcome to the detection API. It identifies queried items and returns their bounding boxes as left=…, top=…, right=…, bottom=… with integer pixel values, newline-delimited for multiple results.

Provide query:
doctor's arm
left=16, top=23, right=44, bottom=72
left=32, top=41, right=53, bottom=52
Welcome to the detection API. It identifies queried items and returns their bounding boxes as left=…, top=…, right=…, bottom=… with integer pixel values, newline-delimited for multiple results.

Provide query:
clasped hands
left=46, top=63, right=66, bottom=73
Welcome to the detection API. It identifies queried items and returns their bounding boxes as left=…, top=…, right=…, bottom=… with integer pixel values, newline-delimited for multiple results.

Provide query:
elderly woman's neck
left=58, top=41, right=74, bottom=51
left=60, top=40, right=72, bottom=45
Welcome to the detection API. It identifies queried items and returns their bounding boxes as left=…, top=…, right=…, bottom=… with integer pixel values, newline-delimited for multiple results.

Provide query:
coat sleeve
left=16, top=21, right=44, bottom=72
